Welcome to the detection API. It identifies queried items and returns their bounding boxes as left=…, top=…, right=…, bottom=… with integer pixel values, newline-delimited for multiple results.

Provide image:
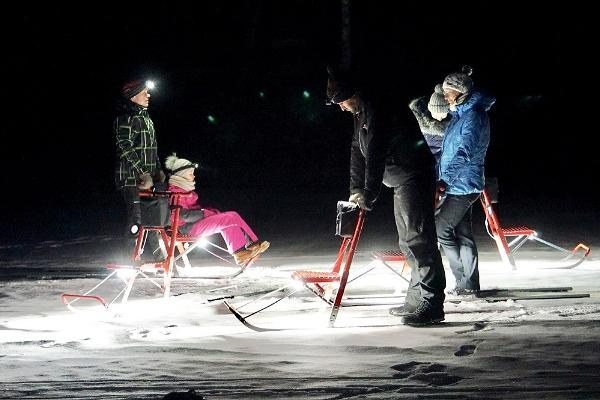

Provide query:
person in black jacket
left=114, top=78, right=165, bottom=262
left=326, top=67, right=446, bottom=325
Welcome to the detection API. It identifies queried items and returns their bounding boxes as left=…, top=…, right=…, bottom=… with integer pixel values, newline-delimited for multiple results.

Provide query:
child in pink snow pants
left=165, top=153, right=269, bottom=265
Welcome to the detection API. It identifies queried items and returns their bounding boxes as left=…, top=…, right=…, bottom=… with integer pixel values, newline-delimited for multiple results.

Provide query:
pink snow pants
left=187, top=210, right=258, bottom=253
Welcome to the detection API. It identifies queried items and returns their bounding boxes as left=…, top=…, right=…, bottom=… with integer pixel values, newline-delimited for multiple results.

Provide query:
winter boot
left=247, top=240, right=270, bottom=254
left=401, top=301, right=444, bottom=326
left=233, top=249, right=254, bottom=265
left=234, top=241, right=270, bottom=265
left=446, top=287, right=479, bottom=297
left=389, top=303, right=418, bottom=317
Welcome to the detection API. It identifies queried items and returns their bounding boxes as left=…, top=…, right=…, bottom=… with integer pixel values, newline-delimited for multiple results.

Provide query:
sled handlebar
left=139, top=190, right=194, bottom=198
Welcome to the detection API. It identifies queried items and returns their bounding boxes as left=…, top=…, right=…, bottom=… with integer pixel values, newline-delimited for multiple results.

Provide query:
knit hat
left=121, top=79, right=152, bottom=99
left=442, top=65, right=474, bottom=94
left=326, top=66, right=357, bottom=105
left=428, top=84, right=450, bottom=115
left=165, top=153, right=198, bottom=176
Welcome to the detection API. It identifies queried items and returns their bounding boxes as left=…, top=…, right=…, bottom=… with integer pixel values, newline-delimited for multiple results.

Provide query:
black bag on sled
left=140, top=182, right=170, bottom=227
left=336, top=201, right=359, bottom=238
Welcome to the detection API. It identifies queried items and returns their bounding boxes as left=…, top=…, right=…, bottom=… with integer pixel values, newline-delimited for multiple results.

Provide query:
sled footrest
left=292, top=270, right=341, bottom=283
left=371, top=250, right=406, bottom=262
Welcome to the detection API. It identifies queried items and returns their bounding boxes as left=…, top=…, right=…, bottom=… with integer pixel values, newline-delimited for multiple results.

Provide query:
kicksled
left=224, top=201, right=591, bottom=332
left=61, top=189, right=266, bottom=313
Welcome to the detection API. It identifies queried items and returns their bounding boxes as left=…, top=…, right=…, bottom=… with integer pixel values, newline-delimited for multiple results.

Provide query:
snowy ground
left=1, top=231, right=600, bottom=399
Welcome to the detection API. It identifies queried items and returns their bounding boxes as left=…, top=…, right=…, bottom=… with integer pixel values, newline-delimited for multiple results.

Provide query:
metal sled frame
left=225, top=207, right=411, bottom=331
left=480, top=189, right=590, bottom=269
left=169, top=232, right=253, bottom=279
left=224, top=208, right=366, bottom=329
left=61, top=191, right=257, bottom=312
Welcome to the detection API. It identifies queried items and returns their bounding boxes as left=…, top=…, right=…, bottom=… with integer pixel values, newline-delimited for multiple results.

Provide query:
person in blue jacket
left=436, top=66, right=495, bottom=294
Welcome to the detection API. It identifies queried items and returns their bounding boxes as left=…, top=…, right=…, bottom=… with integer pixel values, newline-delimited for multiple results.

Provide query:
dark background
left=2, top=2, right=597, bottom=249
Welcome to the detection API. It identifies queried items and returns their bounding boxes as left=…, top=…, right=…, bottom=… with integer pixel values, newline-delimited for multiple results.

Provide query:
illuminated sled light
left=116, top=268, right=137, bottom=280
left=130, top=224, right=140, bottom=235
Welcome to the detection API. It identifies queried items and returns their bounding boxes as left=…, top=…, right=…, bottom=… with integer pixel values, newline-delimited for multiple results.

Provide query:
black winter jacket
left=349, top=94, right=434, bottom=199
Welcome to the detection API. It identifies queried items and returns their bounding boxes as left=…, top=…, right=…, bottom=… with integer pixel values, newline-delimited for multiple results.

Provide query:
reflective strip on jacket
left=114, top=101, right=161, bottom=188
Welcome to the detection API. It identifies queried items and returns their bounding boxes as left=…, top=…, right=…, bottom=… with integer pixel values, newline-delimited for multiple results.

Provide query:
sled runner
left=481, top=178, right=590, bottom=269
left=447, top=286, right=590, bottom=303
left=61, top=190, right=262, bottom=312
left=224, top=202, right=412, bottom=331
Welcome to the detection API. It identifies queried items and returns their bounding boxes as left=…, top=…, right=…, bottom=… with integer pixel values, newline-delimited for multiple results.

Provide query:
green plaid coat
left=114, top=102, right=161, bottom=188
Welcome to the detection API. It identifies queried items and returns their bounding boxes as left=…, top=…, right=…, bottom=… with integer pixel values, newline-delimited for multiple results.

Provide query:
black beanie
left=121, top=80, right=147, bottom=99
left=326, top=66, right=356, bottom=105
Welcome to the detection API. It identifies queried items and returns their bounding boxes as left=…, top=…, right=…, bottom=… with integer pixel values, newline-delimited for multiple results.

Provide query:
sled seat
left=368, top=250, right=410, bottom=284
left=371, top=250, right=406, bottom=262
left=292, top=270, right=341, bottom=283
left=501, top=226, right=536, bottom=237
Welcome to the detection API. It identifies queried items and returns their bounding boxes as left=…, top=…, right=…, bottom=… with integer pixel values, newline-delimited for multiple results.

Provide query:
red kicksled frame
left=61, top=190, right=258, bottom=312
left=224, top=204, right=410, bottom=331
left=480, top=188, right=591, bottom=269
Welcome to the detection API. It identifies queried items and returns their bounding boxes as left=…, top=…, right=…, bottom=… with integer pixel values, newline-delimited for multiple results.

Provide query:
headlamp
left=170, top=163, right=199, bottom=175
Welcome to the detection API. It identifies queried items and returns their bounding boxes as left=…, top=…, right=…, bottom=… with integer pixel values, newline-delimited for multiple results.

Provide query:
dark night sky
left=2, top=2, right=597, bottom=243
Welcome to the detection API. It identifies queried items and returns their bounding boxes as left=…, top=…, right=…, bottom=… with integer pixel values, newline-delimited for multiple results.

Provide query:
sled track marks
left=3, top=378, right=600, bottom=399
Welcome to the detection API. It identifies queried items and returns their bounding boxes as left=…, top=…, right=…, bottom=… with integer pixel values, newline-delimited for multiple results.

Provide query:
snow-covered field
left=1, top=232, right=600, bottom=399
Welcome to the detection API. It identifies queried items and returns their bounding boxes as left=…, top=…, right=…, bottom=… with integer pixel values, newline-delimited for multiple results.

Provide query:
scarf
left=169, top=175, right=196, bottom=191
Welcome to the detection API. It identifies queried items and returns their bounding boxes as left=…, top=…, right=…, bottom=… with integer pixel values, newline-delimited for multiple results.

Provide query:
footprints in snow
left=455, top=321, right=488, bottom=334
left=454, top=344, right=477, bottom=357
left=391, top=361, right=464, bottom=385
left=391, top=342, right=480, bottom=384
left=129, top=324, right=178, bottom=339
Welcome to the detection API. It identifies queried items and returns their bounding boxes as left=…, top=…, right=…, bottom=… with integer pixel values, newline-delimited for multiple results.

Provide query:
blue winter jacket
left=439, top=91, right=495, bottom=195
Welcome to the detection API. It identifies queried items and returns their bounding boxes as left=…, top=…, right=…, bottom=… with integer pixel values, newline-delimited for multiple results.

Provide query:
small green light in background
left=302, top=90, right=310, bottom=99
left=207, top=115, right=216, bottom=124
left=259, top=91, right=265, bottom=98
